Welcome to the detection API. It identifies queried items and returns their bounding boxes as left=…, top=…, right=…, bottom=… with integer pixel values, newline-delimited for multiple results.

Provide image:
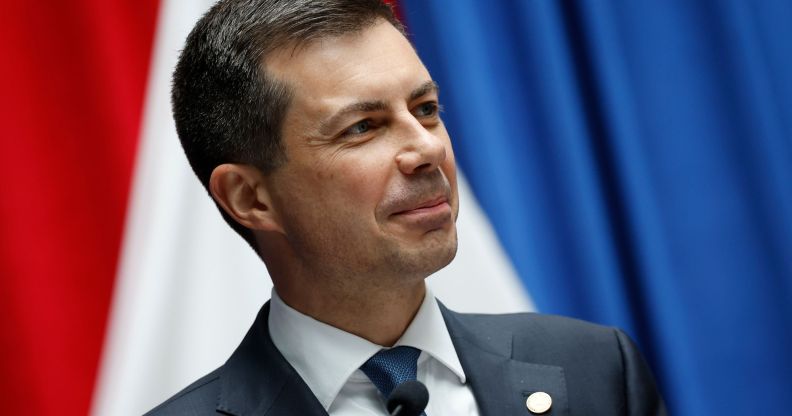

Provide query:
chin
left=412, top=231, right=459, bottom=277
left=378, top=225, right=458, bottom=278
left=429, top=243, right=458, bottom=274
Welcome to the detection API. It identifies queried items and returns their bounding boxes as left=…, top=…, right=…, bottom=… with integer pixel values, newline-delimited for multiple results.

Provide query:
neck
left=275, top=277, right=426, bottom=347
left=259, top=234, right=430, bottom=346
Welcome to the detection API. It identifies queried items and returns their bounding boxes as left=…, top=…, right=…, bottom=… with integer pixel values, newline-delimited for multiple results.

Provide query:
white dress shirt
left=268, top=288, right=480, bottom=416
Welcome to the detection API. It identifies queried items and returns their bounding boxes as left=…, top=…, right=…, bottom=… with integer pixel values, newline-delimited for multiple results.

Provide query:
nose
left=395, top=118, right=447, bottom=175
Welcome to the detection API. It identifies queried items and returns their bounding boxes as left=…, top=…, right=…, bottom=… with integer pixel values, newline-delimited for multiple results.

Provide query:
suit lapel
left=217, top=302, right=328, bottom=416
left=440, top=304, right=569, bottom=416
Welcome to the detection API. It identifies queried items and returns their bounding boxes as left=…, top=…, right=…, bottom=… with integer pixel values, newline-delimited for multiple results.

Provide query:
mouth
left=392, top=196, right=449, bottom=216
left=389, top=195, right=453, bottom=233
left=382, top=173, right=455, bottom=231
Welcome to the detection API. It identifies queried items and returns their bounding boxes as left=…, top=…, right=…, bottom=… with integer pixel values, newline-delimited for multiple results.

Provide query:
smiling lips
left=391, top=196, right=453, bottom=230
left=393, top=196, right=449, bottom=216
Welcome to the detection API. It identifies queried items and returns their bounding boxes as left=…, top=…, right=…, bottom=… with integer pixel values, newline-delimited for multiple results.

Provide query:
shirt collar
left=267, top=287, right=466, bottom=411
left=394, top=288, right=466, bottom=383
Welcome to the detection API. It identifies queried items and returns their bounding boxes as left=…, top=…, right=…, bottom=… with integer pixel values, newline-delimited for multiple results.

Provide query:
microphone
left=387, top=380, right=429, bottom=416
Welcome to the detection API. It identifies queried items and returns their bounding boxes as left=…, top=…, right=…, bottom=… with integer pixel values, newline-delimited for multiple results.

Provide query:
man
left=149, top=0, right=666, bottom=415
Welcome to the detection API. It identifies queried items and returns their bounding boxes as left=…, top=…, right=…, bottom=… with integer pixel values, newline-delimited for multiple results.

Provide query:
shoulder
left=144, top=368, right=222, bottom=416
left=453, top=310, right=610, bottom=332
left=457, top=311, right=632, bottom=362
left=449, top=310, right=666, bottom=414
left=450, top=310, right=620, bottom=345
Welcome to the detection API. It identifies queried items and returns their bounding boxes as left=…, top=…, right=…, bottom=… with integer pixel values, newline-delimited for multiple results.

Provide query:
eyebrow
left=317, top=80, right=440, bottom=136
left=409, top=80, right=439, bottom=102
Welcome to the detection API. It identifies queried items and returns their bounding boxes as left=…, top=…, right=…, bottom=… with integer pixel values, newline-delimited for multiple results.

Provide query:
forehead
left=264, top=20, right=432, bottom=118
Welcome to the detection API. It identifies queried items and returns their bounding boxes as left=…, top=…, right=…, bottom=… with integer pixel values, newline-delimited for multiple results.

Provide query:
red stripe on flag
left=0, top=0, right=159, bottom=414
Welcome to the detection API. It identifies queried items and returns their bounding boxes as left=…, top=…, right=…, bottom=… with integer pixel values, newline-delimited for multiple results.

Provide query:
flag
left=1, top=1, right=790, bottom=415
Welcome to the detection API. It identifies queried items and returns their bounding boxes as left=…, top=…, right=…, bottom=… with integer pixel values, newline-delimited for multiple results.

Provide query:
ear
left=209, top=164, right=284, bottom=234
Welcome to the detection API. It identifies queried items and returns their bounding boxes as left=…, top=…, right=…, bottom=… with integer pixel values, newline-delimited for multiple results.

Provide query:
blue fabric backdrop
left=401, top=0, right=792, bottom=414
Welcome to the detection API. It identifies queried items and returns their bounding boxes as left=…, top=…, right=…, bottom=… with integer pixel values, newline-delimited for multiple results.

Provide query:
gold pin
left=525, top=391, right=552, bottom=414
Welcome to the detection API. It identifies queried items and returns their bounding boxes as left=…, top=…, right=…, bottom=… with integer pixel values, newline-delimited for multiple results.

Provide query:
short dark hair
left=172, top=0, right=403, bottom=251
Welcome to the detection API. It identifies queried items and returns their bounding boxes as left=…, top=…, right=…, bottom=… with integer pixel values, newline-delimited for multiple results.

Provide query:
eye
left=414, top=102, right=440, bottom=117
left=344, top=119, right=371, bottom=136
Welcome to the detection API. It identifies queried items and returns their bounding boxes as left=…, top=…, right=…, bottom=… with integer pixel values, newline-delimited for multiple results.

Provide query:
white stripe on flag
left=92, top=1, right=533, bottom=414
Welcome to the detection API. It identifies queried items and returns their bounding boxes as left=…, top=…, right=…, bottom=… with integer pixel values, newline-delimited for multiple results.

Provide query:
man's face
left=264, top=19, right=459, bottom=287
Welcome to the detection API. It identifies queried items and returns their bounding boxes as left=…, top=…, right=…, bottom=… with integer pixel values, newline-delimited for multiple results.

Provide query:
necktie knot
left=360, top=346, right=421, bottom=400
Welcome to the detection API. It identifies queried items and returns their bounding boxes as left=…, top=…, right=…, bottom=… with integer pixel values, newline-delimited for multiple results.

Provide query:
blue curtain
left=401, top=0, right=792, bottom=414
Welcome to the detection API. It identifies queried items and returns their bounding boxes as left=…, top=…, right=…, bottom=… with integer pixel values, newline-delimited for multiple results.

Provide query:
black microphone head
left=386, top=380, right=429, bottom=416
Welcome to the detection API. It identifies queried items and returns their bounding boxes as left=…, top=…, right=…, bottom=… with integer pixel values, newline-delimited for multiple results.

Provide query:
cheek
left=314, top=157, right=390, bottom=215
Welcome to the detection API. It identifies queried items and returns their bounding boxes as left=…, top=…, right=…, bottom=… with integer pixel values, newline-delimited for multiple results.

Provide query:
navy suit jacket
left=146, top=302, right=666, bottom=415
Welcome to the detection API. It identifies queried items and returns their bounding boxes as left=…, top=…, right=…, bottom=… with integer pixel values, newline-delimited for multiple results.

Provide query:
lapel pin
left=526, top=391, right=552, bottom=414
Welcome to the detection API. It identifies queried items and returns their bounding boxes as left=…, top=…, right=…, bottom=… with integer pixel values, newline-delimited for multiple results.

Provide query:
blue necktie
left=360, top=346, right=426, bottom=414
